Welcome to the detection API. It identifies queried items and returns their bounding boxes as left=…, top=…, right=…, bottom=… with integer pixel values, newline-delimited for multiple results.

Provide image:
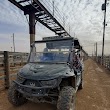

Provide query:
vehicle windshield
left=29, top=40, right=73, bottom=63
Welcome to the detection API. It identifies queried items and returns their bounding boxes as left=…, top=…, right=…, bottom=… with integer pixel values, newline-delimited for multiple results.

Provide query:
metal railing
left=96, top=56, right=110, bottom=70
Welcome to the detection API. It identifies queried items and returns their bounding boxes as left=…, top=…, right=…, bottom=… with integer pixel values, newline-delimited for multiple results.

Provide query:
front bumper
left=13, top=80, right=58, bottom=97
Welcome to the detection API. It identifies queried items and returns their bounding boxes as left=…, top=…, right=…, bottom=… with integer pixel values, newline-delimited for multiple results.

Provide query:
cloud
left=0, top=0, right=110, bottom=55
left=0, top=0, right=27, bottom=26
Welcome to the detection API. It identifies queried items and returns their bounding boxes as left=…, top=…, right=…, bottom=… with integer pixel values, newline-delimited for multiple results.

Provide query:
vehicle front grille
left=24, top=79, right=41, bottom=87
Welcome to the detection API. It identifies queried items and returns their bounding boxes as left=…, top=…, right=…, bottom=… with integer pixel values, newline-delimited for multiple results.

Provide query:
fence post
left=21, top=54, right=23, bottom=66
left=4, top=51, right=10, bottom=89
left=109, top=56, right=110, bottom=70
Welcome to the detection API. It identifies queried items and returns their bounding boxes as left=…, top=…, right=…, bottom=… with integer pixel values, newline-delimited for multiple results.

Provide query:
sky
left=0, top=0, right=110, bottom=55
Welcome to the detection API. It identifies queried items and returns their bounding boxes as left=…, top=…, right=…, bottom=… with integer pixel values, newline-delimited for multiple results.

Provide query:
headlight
left=17, top=74, right=25, bottom=83
left=41, top=79, right=57, bottom=87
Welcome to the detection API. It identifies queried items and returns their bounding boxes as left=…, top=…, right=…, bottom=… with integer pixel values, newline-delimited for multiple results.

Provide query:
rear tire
left=57, top=86, right=76, bottom=110
left=78, top=74, right=83, bottom=90
left=78, top=81, right=83, bottom=90
left=8, top=83, right=27, bottom=106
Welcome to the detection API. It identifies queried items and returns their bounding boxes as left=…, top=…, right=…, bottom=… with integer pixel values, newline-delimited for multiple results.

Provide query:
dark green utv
left=8, top=36, right=84, bottom=110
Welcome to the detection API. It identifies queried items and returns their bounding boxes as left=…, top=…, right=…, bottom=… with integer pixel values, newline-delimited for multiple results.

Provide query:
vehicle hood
left=19, top=63, right=74, bottom=80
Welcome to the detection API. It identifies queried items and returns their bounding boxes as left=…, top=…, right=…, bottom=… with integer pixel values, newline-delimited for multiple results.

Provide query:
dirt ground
left=0, top=59, right=110, bottom=110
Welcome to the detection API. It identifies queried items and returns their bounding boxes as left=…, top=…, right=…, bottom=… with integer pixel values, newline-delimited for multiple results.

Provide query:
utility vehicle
left=8, top=36, right=84, bottom=110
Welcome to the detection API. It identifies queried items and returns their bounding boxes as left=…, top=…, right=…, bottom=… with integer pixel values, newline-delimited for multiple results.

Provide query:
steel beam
left=8, top=0, right=24, bottom=11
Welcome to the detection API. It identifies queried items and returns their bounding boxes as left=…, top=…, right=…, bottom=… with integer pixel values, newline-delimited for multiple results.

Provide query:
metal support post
left=102, top=0, right=107, bottom=65
left=29, top=12, right=36, bottom=47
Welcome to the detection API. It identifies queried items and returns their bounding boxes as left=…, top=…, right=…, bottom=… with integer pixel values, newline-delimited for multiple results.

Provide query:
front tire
left=8, top=83, right=27, bottom=106
left=57, top=86, right=76, bottom=110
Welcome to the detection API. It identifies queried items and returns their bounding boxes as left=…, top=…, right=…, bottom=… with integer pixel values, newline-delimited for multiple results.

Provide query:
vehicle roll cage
left=31, top=37, right=81, bottom=50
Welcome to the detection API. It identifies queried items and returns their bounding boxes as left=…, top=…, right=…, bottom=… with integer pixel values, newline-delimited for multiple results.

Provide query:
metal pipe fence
left=96, top=56, right=110, bottom=70
left=0, top=51, right=29, bottom=90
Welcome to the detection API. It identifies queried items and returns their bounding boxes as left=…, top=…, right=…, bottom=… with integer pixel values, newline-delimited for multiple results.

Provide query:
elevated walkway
left=8, top=0, right=70, bottom=36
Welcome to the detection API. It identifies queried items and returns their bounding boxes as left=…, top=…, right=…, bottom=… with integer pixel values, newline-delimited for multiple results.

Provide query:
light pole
left=52, top=0, right=54, bottom=17
left=12, top=33, right=15, bottom=52
left=69, top=25, right=71, bottom=35
left=63, top=15, right=65, bottom=28
left=11, top=47, right=12, bottom=52
left=94, top=43, right=95, bottom=57
left=96, top=42, right=97, bottom=61
left=101, top=0, right=107, bottom=65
